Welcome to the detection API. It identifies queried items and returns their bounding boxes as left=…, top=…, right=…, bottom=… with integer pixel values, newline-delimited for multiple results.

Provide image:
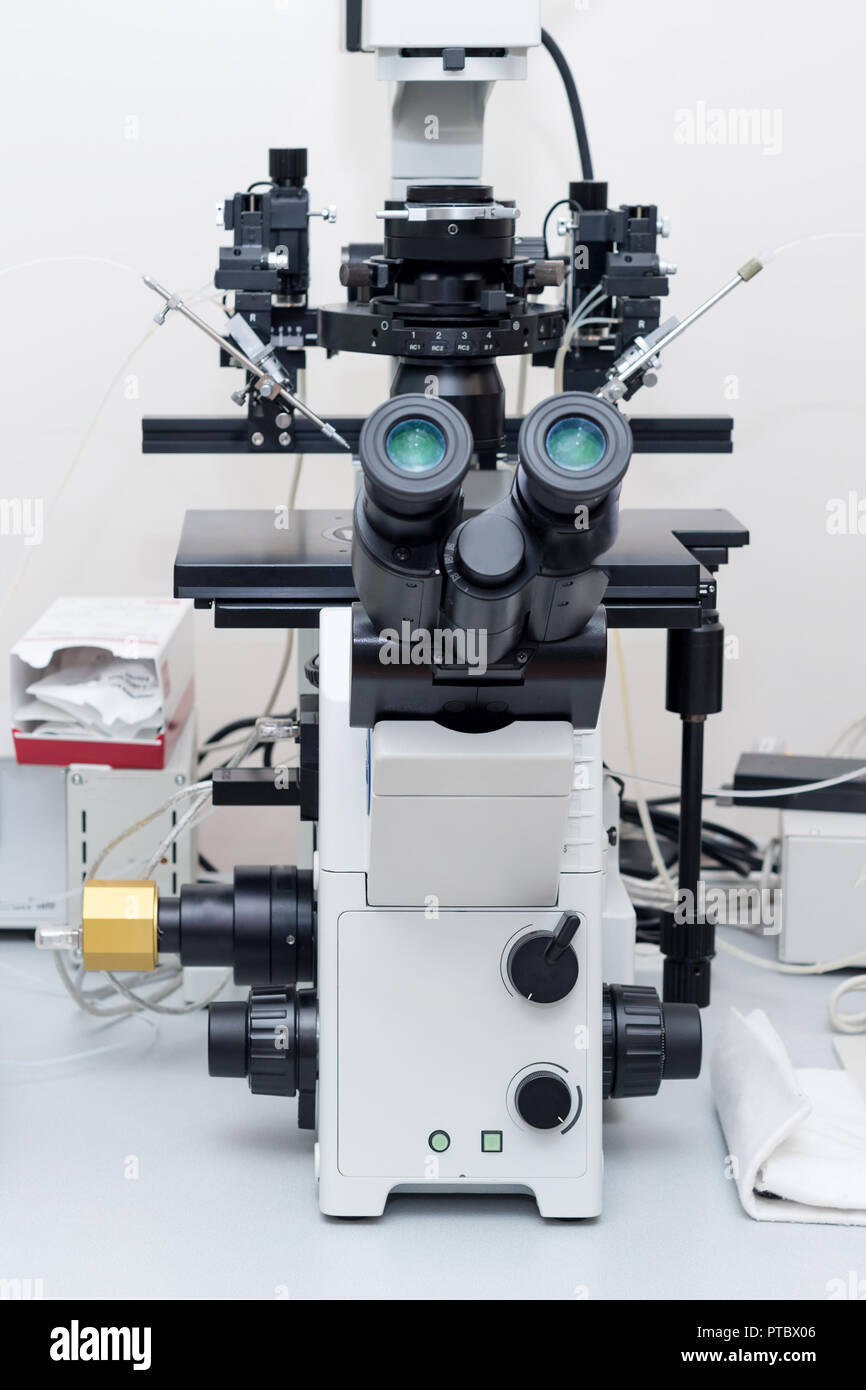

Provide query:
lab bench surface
left=0, top=931, right=861, bottom=1302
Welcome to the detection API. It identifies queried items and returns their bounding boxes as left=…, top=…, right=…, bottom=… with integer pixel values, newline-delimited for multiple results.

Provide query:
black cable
left=198, top=851, right=219, bottom=874
left=197, top=717, right=257, bottom=762
left=541, top=197, right=581, bottom=259
left=246, top=180, right=274, bottom=193
left=627, top=798, right=760, bottom=855
left=619, top=803, right=762, bottom=877
left=646, top=795, right=760, bottom=855
left=540, top=28, right=593, bottom=180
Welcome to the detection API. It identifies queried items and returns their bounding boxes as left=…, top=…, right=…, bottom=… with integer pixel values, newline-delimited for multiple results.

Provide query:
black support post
left=660, top=612, right=724, bottom=1006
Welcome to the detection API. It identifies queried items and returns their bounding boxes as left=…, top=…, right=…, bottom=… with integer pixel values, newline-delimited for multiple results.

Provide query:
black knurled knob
left=269, top=147, right=308, bottom=187
left=208, top=987, right=318, bottom=1127
left=247, top=987, right=297, bottom=1097
left=602, top=983, right=702, bottom=1098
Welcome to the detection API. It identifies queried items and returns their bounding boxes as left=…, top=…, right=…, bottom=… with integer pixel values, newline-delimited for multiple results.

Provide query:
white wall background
left=1, top=0, right=864, bottom=864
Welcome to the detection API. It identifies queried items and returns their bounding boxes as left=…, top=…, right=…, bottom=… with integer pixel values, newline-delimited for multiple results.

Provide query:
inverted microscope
left=49, top=2, right=768, bottom=1217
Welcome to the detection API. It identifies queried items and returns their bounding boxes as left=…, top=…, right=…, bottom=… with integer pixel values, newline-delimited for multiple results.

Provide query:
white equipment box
left=0, top=719, right=197, bottom=929
left=779, top=808, right=866, bottom=965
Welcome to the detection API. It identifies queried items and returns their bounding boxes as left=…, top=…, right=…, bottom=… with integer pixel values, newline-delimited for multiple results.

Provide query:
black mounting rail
left=143, top=414, right=733, bottom=456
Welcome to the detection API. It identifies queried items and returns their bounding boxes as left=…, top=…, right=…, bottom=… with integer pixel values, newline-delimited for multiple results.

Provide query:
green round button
left=428, top=1130, right=450, bottom=1153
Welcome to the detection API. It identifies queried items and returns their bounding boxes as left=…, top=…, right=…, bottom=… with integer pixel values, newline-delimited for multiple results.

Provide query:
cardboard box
left=11, top=597, right=194, bottom=769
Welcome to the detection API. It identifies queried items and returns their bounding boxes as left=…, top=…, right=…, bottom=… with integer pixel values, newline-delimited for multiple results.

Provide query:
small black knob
left=507, top=915, right=579, bottom=1003
left=515, top=1072, right=573, bottom=1130
left=340, top=260, right=371, bottom=288
left=207, top=1000, right=248, bottom=1078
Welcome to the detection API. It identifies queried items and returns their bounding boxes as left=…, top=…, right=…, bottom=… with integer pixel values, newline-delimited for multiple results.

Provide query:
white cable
left=0, top=254, right=141, bottom=280
left=88, top=778, right=212, bottom=879
left=554, top=285, right=608, bottom=392
left=54, top=950, right=183, bottom=1018
left=716, top=936, right=866, bottom=976
left=762, top=231, right=866, bottom=263
left=2, top=279, right=215, bottom=612
left=827, top=715, right=866, bottom=757
left=828, top=976, right=866, bottom=1034
left=0, top=1017, right=158, bottom=1073
left=71, top=729, right=257, bottom=1017
left=608, top=764, right=866, bottom=801
left=104, top=967, right=232, bottom=1016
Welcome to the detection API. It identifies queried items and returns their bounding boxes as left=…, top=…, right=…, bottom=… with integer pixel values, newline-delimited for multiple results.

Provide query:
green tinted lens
left=385, top=418, right=447, bottom=472
left=545, top=416, right=606, bottom=471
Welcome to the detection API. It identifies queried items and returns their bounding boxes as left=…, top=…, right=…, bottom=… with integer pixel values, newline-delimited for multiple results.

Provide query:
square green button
left=481, top=1130, right=503, bottom=1153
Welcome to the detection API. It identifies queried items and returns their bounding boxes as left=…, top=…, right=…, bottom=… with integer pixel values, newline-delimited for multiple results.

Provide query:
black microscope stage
left=174, top=507, right=748, bottom=631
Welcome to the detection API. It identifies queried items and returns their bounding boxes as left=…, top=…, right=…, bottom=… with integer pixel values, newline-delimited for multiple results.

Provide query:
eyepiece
left=359, top=395, right=473, bottom=518
left=517, top=393, right=633, bottom=514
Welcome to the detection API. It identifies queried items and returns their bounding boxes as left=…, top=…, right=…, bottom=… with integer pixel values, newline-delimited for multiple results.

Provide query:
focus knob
left=208, top=986, right=318, bottom=1127
left=602, top=983, right=702, bottom=1099
left=515, top=1071, right=572, bottom=1129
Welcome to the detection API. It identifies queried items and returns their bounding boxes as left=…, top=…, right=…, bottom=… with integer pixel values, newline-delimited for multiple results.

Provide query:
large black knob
left=507, top=914, right=579, bottom=1003
left=269, top=147, right=308, bottom=187
left=515, top=1071, right=573, bottom=1129
left=602, top=983, right=702, bottom=1099
left=455, top=514, right=525, bottom=588
left=208, top=986, right=318, bottom=1128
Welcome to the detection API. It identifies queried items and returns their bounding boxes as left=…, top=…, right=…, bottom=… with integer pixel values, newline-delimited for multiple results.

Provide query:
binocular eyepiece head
left=352, top=389, right=633, bottom=658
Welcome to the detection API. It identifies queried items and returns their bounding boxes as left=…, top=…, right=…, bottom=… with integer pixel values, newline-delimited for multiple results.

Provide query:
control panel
left=336, top=905, right=597, bottom=1183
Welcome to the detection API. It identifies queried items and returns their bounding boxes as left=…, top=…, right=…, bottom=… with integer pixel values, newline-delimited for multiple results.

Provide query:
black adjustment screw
left=507, top=914, right=580, bottom=1004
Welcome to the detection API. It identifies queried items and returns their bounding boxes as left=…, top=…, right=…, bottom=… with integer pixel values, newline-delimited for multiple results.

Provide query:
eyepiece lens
left=385, top=418, right=447, bottom=473
left=545, top=416, right=607, bottom=471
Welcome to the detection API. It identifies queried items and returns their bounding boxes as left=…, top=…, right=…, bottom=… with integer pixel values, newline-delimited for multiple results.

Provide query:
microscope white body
left=350, top=0, right=542, bottom=196
left=314, top=607, right=616, bottom=1218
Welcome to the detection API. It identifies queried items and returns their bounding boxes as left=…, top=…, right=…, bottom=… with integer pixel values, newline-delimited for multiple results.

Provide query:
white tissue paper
left=23, top=655, right=163, bottom=739
left=711, top=1006, right=866, bottom=1225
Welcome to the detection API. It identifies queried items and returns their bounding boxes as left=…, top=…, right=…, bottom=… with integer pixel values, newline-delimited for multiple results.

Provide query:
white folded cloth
left=711, top=1006, right=866, bottom=1225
